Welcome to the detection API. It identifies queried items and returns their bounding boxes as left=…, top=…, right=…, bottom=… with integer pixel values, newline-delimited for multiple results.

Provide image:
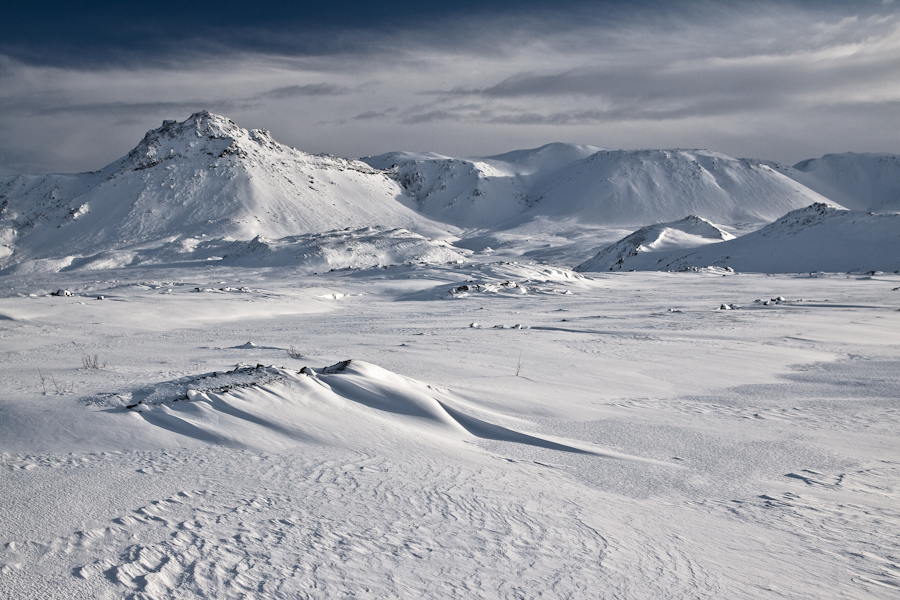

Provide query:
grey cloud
left=0, top=100, right=221, bottom=118
left=257, top=83, right=348, bottom=99
left=353, top=110, right=388, bottom=120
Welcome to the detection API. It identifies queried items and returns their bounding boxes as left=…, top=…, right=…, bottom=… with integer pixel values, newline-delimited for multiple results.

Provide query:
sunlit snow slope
left=579, top=203, right=900, bottom=273
left=576, top=215, right=734, bottom=272
left=365, top=146, right=834, bottom=228
left=0, top=112, right=448, bottom=271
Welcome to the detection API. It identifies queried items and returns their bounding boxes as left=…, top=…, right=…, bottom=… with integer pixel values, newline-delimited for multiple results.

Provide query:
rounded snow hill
left=591, top=203, right=900, bottom=274
left=577, top=215, right=734, bottom=272
left=527, top=149, right=831, bottom=226
left=0, top=112, right=451, bottom=269
left=365, top=145, right=835, bottom=229
left=770, top=153, right=900, bottom=212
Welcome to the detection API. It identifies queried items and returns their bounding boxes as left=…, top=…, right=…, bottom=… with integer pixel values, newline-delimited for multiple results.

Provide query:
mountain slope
left=766, top=153, right=900, bottom=212
left=364, top=146, right=835, bottom=229
left=576, top=215, right=734, bottom=272
left=579, top=203, right=900, bottom=274
left=0, top=112, right=449, bottom=269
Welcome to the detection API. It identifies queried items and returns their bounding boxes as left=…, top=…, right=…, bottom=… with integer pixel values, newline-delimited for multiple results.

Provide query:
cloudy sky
left=2, top=0, right=899, bottom=175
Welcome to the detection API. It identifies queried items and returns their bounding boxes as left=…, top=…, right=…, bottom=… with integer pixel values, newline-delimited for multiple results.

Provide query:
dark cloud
left=1, top=1, right=898, bottom=175
left=2, top=1, right=877, bottom=68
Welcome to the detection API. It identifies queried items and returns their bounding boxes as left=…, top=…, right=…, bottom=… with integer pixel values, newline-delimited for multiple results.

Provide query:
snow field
left=0, top=264, right=898, bottom=598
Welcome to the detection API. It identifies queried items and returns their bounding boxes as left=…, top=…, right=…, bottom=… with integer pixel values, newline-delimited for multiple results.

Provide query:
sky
left=1, top=0, right=899, bottom=175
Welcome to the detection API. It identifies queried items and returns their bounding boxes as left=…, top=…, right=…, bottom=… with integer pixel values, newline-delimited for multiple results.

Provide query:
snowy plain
left=0, top=112, right=898, bottom=599
left=1, top=263, right=898, bottom=599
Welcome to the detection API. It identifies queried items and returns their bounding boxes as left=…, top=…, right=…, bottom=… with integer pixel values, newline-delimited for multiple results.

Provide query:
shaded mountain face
left=364, top=146, right=834, bottom=229
left=766, top=153, right=900, bottom=212
left=0, top=111, right=447, bottom=269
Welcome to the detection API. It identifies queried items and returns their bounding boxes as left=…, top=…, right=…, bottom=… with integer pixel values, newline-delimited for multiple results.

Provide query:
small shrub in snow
left=287, top=345, right=303, bottom=359
left=82, top=354, right=107, bottom=369
left=38, top=368, right=73, bottom=394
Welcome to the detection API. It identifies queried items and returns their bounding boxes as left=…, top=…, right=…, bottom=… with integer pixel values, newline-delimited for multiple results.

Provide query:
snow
left=0, top=112, right=455, bottom=274
left=771, top=153, right=900, bottom=212
left=364, top=146, right=836, bottom=230
left=576, top=215, right=735, bottom=272
left=1, top=111, right=899, bottom=599
left=581, top=203, right=900, bottom=274
left=1, top=263, right=898, bottom=599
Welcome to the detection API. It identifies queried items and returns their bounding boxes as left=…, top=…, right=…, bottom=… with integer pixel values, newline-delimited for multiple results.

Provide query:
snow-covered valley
left=0, top=112, right=899, bottom=599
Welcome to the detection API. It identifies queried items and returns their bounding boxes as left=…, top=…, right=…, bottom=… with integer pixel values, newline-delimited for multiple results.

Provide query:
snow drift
left=126, top=360, right=649, bottom=459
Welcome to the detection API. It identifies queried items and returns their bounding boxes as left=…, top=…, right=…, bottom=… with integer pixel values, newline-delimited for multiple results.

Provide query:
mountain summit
left=120, top=111, right=272, bottom=171
left=0, top=112, right=448, bottom=271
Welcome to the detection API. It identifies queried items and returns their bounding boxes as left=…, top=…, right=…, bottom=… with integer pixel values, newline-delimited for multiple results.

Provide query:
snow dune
left=128, top=360, right=653, bottom=461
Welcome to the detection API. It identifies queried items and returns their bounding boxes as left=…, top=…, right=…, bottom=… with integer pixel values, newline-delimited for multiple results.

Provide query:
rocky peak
left=120, top=111, right=282, bottom=172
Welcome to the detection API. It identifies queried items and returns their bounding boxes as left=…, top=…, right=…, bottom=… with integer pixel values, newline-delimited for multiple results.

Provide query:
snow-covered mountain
left=364, top=146, right=834, bottom=229
left=363, top=143, right=605, bottom=228
left=769, top=153, right=900, bottom=212
left=0, top=112, right=449, bottom=271
left=575, top=215, right=734, bottom=272
left=4, top=112, right=899, bottom=275
left=578, top=203, right=900, bottom=273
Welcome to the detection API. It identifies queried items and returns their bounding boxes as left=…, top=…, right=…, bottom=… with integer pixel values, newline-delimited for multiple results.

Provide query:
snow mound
left=0, top=111, right=450, bottom=270
left=576, top=215, right=734, bottom=272
left=597, top=203, right=900, bottom=274
left=127, top=360, right=654, bottom=459
left=365, top=145, right=834, bottom=229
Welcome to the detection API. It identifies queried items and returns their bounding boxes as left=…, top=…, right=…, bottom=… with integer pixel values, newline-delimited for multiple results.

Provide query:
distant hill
left=577, top=203, right=900, bottom=274
left=3, top=112, right=898, bottom=275
left=363, top=146, right=834, bottom=229
left=765, top=153, right=900, bottom=212
left=575, top=216, right=734, bottom=272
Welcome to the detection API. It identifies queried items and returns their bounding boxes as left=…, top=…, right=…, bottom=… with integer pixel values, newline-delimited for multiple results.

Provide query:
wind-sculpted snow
left=582, top=203, right=900, bottom=274
left=125, top=359, right=641, bottom=459
left=1, top=266, right=898, bottom=599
